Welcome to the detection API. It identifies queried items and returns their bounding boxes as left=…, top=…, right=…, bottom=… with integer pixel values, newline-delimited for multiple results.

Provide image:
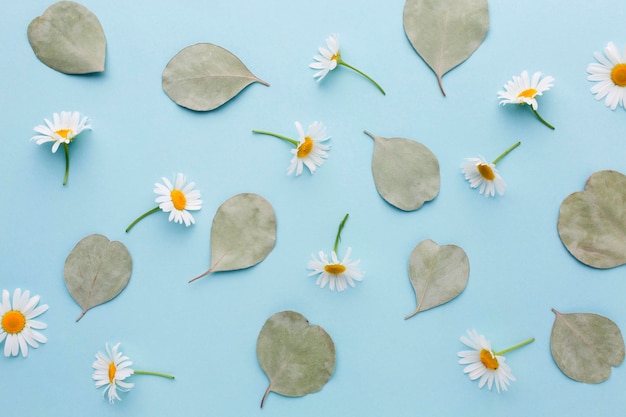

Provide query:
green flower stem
left=492, top=141, right=521, bottom=165
left=126, top=207, right=160, bottom=233
left=134, top=370, right=175, bottom=380
left=338, top=60, right=386, bottom=95
left=62, top=143, right=70, bottom=186
left=495, top=337, right=535, bottom=356
left=252, top=130, right=299, bottom=147
left=333, top=213, right=349, bottom=253
left=529, top=106, right=555, bottom=130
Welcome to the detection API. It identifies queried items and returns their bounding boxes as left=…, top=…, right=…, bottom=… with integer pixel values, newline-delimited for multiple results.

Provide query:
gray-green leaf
left=64, top=234, right=132, bottom=321
left=405, top=239, right=469, bottom=319
left=403, top=0, right=489, bottom=96
left=257, top=311, right=336, bottom=408
left=189, top=193, right=276, bottom=282
left=364, top=131, right=439, bottom=211
left=550, top=309, right=625, bottom=383
left=27, top=1, right=106, bottom=74
left=557, top=170, right=626, bottom=269
left=162, top=43, right=269, bottom=111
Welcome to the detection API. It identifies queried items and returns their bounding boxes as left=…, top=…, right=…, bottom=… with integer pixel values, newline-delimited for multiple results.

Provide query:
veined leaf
left=257, top=311, right=336, bottom=408
left=403, top=0, right=489, bottom=96
left=162, top=43, right=269, bottom=111
left=405, top=240, right=469, bottom=319
left=364, top=131, right=439, bottom=211
left=189, top=193, right=276, bottom=282
left=550, top=309, right=624, bottom=383
left=558, top=170, right=626, bottom=269
left=64, top=234, right=132, bottom=321
left=28, top=1, right=106, bottom=74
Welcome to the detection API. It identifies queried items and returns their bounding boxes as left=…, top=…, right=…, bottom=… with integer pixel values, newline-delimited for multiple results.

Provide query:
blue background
left=1, top=0, right=625, bottom=415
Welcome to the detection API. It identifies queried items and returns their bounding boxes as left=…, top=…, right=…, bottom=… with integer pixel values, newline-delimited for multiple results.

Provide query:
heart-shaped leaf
left=558, top=170, right=626, bottom=269
left=64, top=234, right=132, bottom=321
left=403, top=0, right=489, bottom=96
left=189, top=193, right=276, bottom=282
left=257, top=311, right=336, bottom=408
left=364, top=131, right=439, bottom=211
left=550, top=309, right=625, bottom=383
left=405, top=239, right=469, bottom=319
left=162, top=43, right=269, bottom=111
left=27, top=1, right=106, bottom=74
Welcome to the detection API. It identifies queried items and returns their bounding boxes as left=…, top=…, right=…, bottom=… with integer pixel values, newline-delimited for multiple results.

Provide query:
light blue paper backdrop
left=1, top=0, right=625, bottom=416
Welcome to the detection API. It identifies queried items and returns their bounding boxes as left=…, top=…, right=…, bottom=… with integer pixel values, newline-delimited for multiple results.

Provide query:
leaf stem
left=134, top=370, right=175, bottom=379
left=333, top=213, right=349, bottom=253
left=252, top=130, right=299, bottom=147
left=62, top=143, right=70, bottom=186
left=126, top=207, right=160, bottom=233
left=260, top=384, right=272, bottom=408
left=338, top=60, right=385, bottom=95
left=495, top=337, right=535, bottom=356
left=529, top=106, right=555, bottom=130
left=492, top=141, right=521, bottom=165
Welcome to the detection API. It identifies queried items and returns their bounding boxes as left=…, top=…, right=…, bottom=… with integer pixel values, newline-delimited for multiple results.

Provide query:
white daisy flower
left=287, top=121, right=330, bottom=176
left=497, top=71, right=554, bottom=110
left=310, top=34, right=340, bottom=81
left=92, top=343, right=135, bottom=404
left=31, top=111, right=91, bottom=153
left=461, top=157, right=506, bottom=198
left=308, top=247, right=363, bottom=292
left=587, top=42, right=626, bottom=110
left=0, top=288, right=48, bottom=357
left=458, top=329, right=515, bottom=393
left=154, top=173, right=203, bottom=226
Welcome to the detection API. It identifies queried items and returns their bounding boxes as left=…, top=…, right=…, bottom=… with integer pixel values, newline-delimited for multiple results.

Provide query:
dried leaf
left=550, top=309, right=625, bottom=383
left=558, top=170, right=626, bottom=269
left=189, top=193, right=276, bottom=282
left=27, top=1, right=106, bottom=74
left=364, top=131, right=439, bottom=211
left=403, top=0, right=489, bottom=96
left=257, top=311, right=335, bottom=408
left=405, top=239, right=469, bottom=319
left=162, top=43, right=269, bottom=111
left=64, top=234, right=132, bottom=321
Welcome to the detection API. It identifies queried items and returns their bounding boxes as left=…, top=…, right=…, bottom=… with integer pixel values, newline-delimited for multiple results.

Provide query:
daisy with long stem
left=461, top=141, right=520, bottom=198
left=252, top=121, right=330, bottom=176
left=498, top=71, right=555, bottom=129
left=458, top=329, right=534, bottom=393
left=92, top=343, right=174, bottom=404
left=30, top=111, right=91, bottom=185
left=307, top=213, right=363, bottom=292
left=126, top=173, right=202, bottom=232
left=310, top=34, right=385, bottom=95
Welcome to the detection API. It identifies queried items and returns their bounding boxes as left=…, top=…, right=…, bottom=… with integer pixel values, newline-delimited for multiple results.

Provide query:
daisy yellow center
left=517, top=88, right=537, bottom=99
left=611, top=64, right=626, bottom=87
left=1, top=310, right=26, bottom=334
left=108, top=362, right=117, bottom=383
left=479, top=349, right=499, bottom=370
left=477, top=163, right=495, bottom=181
left=55, top=129, right=73, bottom=139
left=324, top=263, right=346, bottom=274
left=297, top=137, right=314, bottom=158
left=171, top=189, right=186, bottom=210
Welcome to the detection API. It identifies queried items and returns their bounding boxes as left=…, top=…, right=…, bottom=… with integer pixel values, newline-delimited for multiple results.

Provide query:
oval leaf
left=550, top=309, right=625, bottom=383
left=405, top=239, right=469, bottom=319
left=189, top=193, right=276, bottom=282
left=364, top=130, right=439, bottom=211
left=27, top=1, right=106, bottom=74
left=558, top=170, right=626, bottom=269
left=257, top=311, right=336, bottom=408
left=162, top=43, right=269, bottom=111
left=403, top=0, right=488, bottom=95
left=64, top=234, right=132, bottom=321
